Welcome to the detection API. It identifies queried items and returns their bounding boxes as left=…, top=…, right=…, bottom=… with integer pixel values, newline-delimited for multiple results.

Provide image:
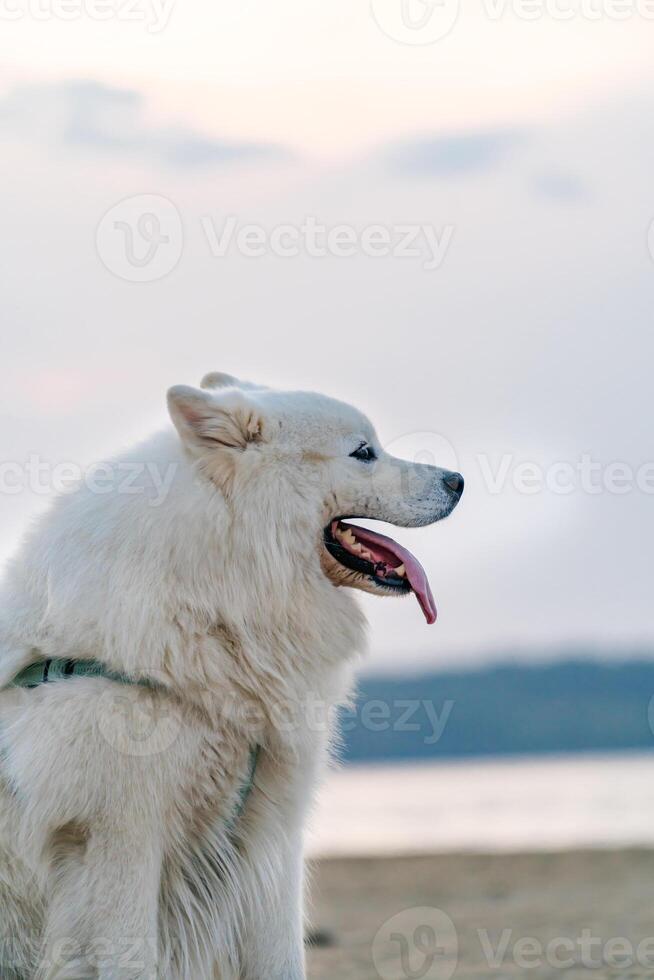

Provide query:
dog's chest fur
left=0, top=427, right=369, bottom=978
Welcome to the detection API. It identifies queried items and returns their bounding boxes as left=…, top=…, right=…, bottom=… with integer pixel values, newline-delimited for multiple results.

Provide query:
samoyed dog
left=0, top=373, right=463, bottom=979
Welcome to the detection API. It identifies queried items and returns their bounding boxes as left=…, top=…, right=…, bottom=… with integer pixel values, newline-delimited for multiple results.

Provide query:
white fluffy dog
left=0, top=373, right=463, bottom=979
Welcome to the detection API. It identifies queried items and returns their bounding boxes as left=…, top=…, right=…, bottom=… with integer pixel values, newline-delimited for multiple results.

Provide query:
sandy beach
left=307, top=850, right=654, bottom=979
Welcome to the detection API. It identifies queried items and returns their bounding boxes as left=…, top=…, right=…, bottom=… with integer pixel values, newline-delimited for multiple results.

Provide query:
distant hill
left=339, top=659, right=654, bottom=763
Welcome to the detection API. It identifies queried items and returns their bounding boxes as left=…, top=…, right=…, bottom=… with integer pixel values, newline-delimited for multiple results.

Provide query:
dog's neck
left=0, top=430, right=368, bottom=745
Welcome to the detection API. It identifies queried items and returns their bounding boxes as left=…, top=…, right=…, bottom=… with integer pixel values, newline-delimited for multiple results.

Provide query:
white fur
left=0, top=377, right=459, bottom=979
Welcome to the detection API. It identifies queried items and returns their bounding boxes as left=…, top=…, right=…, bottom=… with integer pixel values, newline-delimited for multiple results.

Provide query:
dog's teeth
left=336, top=526, right=369, bottom=556
left=394, top=564, right=406, bottom=577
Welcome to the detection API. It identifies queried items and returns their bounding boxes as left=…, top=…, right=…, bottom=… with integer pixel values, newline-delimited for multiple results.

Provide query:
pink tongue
left=340, top=522, right=437, bottom=625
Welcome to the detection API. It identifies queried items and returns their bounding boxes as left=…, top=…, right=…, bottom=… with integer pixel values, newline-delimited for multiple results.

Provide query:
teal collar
left=12, top=657, right=152, bottom=689
left=12, top=658, right=260, bottom=831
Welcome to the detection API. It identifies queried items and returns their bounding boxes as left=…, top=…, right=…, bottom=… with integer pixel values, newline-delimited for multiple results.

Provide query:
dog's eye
left=350, top=442, right=377, bottom=463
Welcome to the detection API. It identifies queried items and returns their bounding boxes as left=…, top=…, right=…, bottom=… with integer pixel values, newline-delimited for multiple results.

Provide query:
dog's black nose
left=443, top=471, right=464, bottom=496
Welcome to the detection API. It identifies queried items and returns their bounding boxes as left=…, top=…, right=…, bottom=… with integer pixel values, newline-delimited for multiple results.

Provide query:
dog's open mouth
left=323, top=519, right=437, bottom=625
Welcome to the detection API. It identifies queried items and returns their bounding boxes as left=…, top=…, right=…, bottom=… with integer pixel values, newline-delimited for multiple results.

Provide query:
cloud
left=383, top=129, right=525, bottom=177
left=0, top=80, right=289, bottom=169
left=531, top=172, right=589, bottom=202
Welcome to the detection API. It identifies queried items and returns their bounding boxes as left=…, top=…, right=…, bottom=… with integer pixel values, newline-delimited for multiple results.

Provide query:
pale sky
left=1, top=0, right=653, bottom=671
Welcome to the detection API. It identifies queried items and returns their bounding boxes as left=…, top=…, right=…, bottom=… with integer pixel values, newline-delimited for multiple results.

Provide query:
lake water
left=307, top=751, right=654, bottom=856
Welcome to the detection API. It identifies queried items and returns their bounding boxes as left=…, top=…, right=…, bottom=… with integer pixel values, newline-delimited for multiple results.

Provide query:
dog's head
left=167, top=373, right=463, bottom=625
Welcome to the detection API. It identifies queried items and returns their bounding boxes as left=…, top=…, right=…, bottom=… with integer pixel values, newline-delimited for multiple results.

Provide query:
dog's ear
left=200, top=372, right=262, bottom=392
left=200, top=372, right=240, bottom=390
left=167, top=385, right=264, bottom=451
